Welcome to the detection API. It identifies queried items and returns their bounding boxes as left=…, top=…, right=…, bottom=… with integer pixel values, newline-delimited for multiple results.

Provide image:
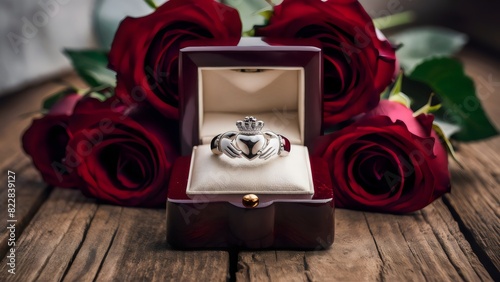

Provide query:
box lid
left=179, top=37, right=323, bottom=155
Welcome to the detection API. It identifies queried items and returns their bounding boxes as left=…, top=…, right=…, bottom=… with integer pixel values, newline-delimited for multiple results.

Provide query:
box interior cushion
left=186, top=144, right=314, bottom=197
left=167, top=155, right=334, bottom=202
left=199, top=67, right=304, bottom=145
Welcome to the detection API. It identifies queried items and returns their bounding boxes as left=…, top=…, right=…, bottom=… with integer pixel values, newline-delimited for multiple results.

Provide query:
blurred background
left=0, top=0, right=499, bottom=96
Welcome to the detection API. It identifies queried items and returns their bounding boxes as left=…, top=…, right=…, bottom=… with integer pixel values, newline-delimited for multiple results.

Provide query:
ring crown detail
left=236, top=116, right=264, bottom=135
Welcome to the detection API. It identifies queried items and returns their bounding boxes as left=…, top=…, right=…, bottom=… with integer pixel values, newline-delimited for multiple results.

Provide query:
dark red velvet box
left=167, top=38, right=334, bottom=249
left=167, top=156, right=334, bottom=249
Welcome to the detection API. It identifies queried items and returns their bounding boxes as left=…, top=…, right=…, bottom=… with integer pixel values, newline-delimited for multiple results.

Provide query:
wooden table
left=0, top=48, right=498, bottom=281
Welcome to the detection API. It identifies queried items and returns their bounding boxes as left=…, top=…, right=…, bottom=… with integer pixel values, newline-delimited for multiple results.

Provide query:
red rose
left=22, top=93, right=82, bottom=188
left=109, top=0, right=242, bottom=119
left=65, top=96, right=179, bottom=207
left=256, top=0, right=397, bottom=126
left=314, top=100, right=450, bottom=213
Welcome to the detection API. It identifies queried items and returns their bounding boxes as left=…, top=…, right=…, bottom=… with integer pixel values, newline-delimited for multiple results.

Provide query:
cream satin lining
left=198, top=67, right=305, bottom=145
left=186, top=145, right=314, bottom=197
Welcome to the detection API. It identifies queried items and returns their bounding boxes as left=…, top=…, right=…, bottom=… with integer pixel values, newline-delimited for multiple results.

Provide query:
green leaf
left=383, top=72, right=411, bottom=108
left=42, top=87, right=77, bottom=111
left=242, top=29, right=256, bottom=37
left=410, top=58, right=498, bottom=141
left=380, top=86, right=390, bottom=100
left=389, top=92, right=412, bottom=108
left=381, top=71, right=403, bottom=100
left=390, top=27, right=468, bottom=73
left=64, top=50, right=116, bottom=88
left=413, top=93, right=441, bottom=116
left=88, top=92, right=108, bottom=102
left=221, top=0, right=271, bottom=33
left=433, top=118, right=461, bottom=139
left=390, top=72, right=403, bottom=96
left=373, top=11, right=416, bottom=30
left=258, top=10, right=273, bottom=23
left=432, top=123, right=463, bottom=167
left=82, top=85, right=113, bottom=100
left=144, top=0, right=157, bottom=10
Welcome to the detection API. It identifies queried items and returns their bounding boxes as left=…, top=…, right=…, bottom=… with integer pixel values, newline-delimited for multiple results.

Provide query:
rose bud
left=256, top=0, right=397, bottom=127
left=65, top=96, right=179, bottom=207
left=22, top=92, right=83, bottom=188
left=108, top=0, right=242, bottom=119
left=314, top=100, right=451, bottom=213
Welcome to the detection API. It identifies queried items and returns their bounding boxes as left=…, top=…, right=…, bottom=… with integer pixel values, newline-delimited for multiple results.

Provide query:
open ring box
left=167, top=38, right=334, bottom=249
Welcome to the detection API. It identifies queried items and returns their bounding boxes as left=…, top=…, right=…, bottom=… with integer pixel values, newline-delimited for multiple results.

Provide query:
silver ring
left=211, top=116, right=291, bottom=160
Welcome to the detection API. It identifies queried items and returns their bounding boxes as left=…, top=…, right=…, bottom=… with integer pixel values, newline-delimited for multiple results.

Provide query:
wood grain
left=0, top=189, right=97, bottom=281
left=424, top=201, right=494, bottom=281
left=0, top=187, right=231, bottom=281
left=237, top=202, right=491, bottom=282
left=446, top=49, right=500, bottom=277
left=0, top=72, right=85, bottom=259
left=62, top=205, right=123, bottom=281
left=0, top=154, right=51, bottom=258
left=94, top=207, right=229, bottom=282
left=237, top=209, right=382, bottom=282
left=444, top=151, right=500, bottom=276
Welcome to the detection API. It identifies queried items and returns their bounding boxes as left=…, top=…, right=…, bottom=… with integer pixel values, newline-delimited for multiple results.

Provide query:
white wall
left=0, top=0, right=163, bottom=95
left=359, top=0, right=449, bottom=20
left=0, top=0, right=97, bottom=95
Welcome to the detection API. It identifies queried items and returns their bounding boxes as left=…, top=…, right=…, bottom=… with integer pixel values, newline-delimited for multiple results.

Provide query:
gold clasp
left=242, top=194, right=259, bottom=208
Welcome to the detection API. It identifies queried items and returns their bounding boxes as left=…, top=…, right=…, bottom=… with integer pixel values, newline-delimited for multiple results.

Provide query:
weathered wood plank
left=424, top=200, right=494, bottom=280
left=237, top=209, right=382, bottom=282
left=441, top=48, right=500, bottom=278
left=443, top=152, right=500, bottom=276
left=62, top=205, right=123, bottom=281
left=65, top=205, right=231, bottom=281
left=236, top=202, right=491, bottom=281
left=0, top=154, right=52, bottom=258
left=0, top=72, right=87, bottom=259
left=0, top=189, right=97, bottom=281
left=0, top=188, right=231, bottom=281
left=94, top=207, right=230, bottom=281
left=365, top=201, right=490, bottom=281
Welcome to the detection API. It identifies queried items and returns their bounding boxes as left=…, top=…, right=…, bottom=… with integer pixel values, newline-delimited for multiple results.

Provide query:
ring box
left=167, top=38, right=334, bottom=249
